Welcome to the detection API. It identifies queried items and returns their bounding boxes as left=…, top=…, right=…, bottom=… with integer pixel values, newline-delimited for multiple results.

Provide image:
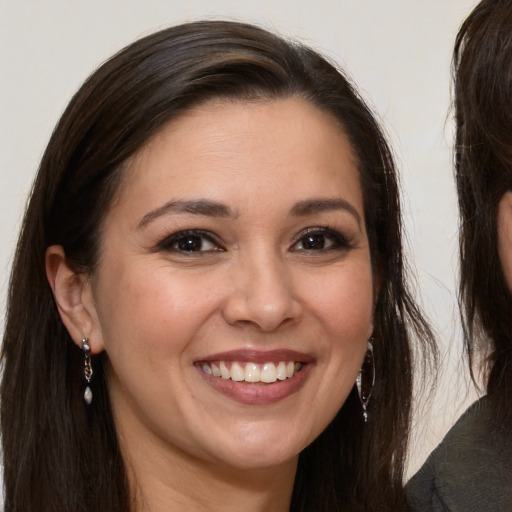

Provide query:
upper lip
left=196, top=349, right=314, bottom=364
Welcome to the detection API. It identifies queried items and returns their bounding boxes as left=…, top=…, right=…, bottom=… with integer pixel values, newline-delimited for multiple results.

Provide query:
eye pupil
left=178, top=236, right=201, bottom=251
left=304, top=234, right=325, bottom=250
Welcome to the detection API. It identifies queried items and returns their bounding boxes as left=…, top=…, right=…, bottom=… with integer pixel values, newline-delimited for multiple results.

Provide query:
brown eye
left=176, top=235, right=205, bottom=252
left=290, top=228, right=350, bottom=252
left=301, top=234, right=327, bottom=250
left=158, top=230, right=223, bottom=253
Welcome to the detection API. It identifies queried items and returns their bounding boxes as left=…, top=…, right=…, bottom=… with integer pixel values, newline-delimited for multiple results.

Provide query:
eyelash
left=290, top=227, right=352, bottom=253
left=156, top=227, right=352, bottom=255
left=157, top=230, right=225, bottom=254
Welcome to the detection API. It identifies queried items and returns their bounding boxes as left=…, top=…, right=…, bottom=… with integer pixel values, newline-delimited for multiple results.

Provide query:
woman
left=1, top=20, right=432, bottom=511
left=407, top=1, right=512, bottom=510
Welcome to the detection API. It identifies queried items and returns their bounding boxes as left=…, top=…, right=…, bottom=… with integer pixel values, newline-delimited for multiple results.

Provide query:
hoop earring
left=81, top=338, right=93, bottom=405
left=356, top=339, right=375, bottom=423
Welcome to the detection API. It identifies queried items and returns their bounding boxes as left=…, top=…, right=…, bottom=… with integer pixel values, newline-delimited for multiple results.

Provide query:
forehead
left=115, top=97, right=363, bottom=217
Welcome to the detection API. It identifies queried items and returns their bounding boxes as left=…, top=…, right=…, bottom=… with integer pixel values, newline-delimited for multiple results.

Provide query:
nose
left=222, top=252, right=303, bottom=332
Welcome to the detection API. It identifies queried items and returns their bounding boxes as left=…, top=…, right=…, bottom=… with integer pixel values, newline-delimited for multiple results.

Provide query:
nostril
left=221, top=259, right=303, bottom=330
left=222, top=291, right=302, bottom=331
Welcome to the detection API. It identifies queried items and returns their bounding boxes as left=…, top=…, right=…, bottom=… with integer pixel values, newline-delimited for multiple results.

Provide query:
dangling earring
left=81, top=338, right=93, bottom=405
left=356, top=338, right=375, bottom=423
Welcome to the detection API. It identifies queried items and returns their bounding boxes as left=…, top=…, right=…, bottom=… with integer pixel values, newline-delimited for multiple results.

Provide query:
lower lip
left=196, top=364, right=312, bottom=405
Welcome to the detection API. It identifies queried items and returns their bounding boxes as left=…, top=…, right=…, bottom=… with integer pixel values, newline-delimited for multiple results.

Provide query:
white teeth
left=220, top=361, right=230, bottom=379
left=244, top=362, right=260, bottom=382
left=211, top=363, right=221, bottom=377
left=201, top=360, right=304, bottom=383
left=276, top=362, right=287, bottom=381
left=261, top=362, right=278, bottom=383
left=230, top=362, right=245, bottom=382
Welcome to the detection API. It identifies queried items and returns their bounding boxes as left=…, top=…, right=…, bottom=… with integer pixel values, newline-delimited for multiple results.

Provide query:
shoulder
left=406, top=396, right=512, bottom=512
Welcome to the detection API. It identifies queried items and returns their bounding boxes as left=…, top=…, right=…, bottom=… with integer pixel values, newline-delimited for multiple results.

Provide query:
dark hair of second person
left=453, top=0, right=512, bottom=415
left=407, top=2, right=512, bottom=511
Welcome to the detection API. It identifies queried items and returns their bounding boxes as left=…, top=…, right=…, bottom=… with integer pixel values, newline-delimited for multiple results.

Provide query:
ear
left=45, top=245, right=104, bottom=354
left=498, top=191, right=512, bottom=292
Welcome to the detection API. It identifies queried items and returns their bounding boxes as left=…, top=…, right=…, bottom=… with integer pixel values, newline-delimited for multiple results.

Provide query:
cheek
left=298, top=265, right=373, bottom=434
left=306, top=265, right=374, bottom=340
left=92, top=261, right=222, bottom=360
left=327, top=282, right=373, bottom=373
left=498, top=196, right=512, bottom=292
left=298, top=261, right=374, bottom=402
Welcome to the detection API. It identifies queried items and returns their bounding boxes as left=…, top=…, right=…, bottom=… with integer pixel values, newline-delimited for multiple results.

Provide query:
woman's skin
left=498, top=191, right=512, bottom=290
left=45, top=97, right=374, bottom=512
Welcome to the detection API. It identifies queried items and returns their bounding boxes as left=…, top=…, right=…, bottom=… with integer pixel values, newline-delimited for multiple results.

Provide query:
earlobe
left=45, top=245, right=104, bottom=354
left=498, top=191, right=512, bottom=293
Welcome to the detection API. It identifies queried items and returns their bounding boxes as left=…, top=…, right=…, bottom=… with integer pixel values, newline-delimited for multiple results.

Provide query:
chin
left=215, top=448, right=299, bottom=472
left=204, top=428, right=311, bottom=471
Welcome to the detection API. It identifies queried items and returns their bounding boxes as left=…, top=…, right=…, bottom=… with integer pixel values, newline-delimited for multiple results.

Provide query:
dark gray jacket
left=407, top=396, right=512, bottom=511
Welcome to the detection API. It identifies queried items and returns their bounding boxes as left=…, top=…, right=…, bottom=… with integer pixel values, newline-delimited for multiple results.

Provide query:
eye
left=291, top=227, right=350, bottom=252
left=158, top=230, right=224, bottom=254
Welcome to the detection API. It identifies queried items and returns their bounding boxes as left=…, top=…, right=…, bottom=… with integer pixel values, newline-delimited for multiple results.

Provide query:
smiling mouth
left=198, top=361, right=305, bottom=384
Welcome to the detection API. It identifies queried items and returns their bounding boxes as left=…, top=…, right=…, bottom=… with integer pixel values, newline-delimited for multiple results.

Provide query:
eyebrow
left=137, top=199, right=237, bottom=228
left=137, top=197, right=362, bottom=229
left=290, top=198, right=362, bottom=226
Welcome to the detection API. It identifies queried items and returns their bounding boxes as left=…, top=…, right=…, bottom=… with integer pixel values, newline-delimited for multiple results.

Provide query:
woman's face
left=498, top=191, right=512, bottom=291
left=87, top=97, right=374, bottom=473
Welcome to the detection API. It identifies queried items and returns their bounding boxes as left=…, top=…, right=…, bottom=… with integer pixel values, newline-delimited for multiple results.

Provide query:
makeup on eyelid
left=155, top=226, right=353, bottom=254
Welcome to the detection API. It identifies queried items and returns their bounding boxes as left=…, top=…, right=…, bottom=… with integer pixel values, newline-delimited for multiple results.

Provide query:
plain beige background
left=0, top=0, right=480, bottom=477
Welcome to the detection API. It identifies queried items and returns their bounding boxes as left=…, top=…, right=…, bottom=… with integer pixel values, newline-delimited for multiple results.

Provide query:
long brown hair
left=453, top=0, right=512, bottom=416
left=1, top=20, right=433, bottom=511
